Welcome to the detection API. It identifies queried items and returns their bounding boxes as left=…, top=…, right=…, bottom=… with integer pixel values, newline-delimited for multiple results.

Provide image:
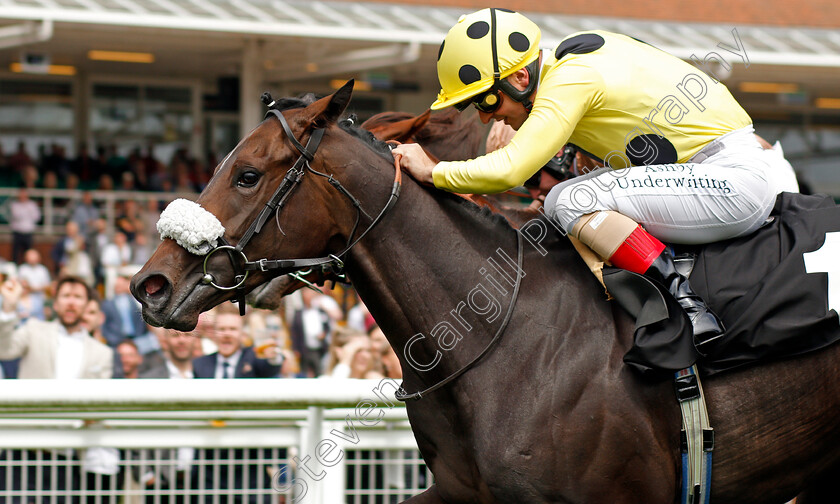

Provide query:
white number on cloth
left=803, top=232, right=840, bottom=316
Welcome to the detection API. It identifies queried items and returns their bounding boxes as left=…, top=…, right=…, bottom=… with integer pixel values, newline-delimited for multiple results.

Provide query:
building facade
left=1, top=0, right=838, bottom=192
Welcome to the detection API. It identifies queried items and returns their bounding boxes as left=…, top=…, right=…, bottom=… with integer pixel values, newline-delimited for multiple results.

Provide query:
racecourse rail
left=0, top=379, right=429, bottom=503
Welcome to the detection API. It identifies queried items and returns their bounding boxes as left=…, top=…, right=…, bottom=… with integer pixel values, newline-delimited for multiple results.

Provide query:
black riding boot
left=644, top=248, right=724, bottom=352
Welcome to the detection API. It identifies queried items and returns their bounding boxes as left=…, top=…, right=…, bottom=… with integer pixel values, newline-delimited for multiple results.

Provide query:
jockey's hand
left=392, top=143, right=435, bottom=185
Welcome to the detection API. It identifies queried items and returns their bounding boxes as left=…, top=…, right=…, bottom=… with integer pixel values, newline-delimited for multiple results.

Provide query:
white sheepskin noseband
left=157, top=199, right=225, bottom=255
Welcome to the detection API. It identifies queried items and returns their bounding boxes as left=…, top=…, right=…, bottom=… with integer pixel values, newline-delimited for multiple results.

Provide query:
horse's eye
left=237, top=171, right=261, bottom=188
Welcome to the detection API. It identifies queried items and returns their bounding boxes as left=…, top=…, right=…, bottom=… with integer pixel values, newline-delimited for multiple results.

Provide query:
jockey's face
left=475, top=70, right=531, bottom=130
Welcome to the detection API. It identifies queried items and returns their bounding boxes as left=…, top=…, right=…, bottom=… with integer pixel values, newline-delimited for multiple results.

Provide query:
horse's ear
left=306, top=79, right=354, bottom=128
left=408, top=109, right=432, bottom=136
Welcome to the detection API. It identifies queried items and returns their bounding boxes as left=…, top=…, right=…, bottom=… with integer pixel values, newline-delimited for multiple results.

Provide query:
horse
left=246, top=106, right=487, bottom=310
left=131, top=81, right=840, bottom=503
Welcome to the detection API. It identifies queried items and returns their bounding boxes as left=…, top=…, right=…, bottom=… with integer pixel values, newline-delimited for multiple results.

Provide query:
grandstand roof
left=2, top=0, right=840, bottom=67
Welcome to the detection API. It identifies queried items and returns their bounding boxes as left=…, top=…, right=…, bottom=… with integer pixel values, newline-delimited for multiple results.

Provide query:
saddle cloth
left=689, top=192, right=840, bottom=375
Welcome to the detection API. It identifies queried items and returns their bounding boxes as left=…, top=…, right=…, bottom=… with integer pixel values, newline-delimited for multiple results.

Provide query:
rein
left=395, top=228, right=524, bottom=401
left=200, top=107, right=402, bottom=312
left=203, top=100, right=522, bottom=401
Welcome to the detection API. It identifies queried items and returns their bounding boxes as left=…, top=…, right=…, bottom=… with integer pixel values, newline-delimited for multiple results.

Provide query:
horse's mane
left=267, top=95, right=544, bottom=241
left=338, top=114, right=394, bottom=159
left=361, top=108, right=483, bottom=161
left=336, top=111, right=518, bottom=235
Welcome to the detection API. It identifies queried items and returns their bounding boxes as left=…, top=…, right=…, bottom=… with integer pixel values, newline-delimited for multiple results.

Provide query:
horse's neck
left=338, top=160, right=599, bottom=386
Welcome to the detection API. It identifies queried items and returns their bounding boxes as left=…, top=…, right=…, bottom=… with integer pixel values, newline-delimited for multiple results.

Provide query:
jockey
left=392, top=8, right=799, bottom=349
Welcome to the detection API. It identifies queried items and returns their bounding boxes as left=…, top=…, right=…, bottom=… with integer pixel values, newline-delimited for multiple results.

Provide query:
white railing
left=0, top=379, right=431, bottom=504
left=0, top=187, right=196, bottom=237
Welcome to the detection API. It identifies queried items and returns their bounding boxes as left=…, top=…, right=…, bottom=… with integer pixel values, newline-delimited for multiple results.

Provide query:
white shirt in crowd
left=54, top=326, right=87, bottom=379
left=166, top=358, right=194, bottom=379
left=214, top=349, right=242, bottom=379
left=0, top=311, right=87, bottom=379
left=100, top=243, right=133, bottom=267
left=10, top=199, right=41, bottom=234
left=17, top=263, right=50, bottom=292
left=302, top=308, right=329, bottom=351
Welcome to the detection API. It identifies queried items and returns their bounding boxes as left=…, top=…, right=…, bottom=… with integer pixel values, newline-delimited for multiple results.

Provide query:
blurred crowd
left=0, top=141, right=215, bottom=193
left=0, top=252, right=400, bottom=501
left=0, top=140, right=409, bottom=502
left=0, top=262, right=398, bottom=382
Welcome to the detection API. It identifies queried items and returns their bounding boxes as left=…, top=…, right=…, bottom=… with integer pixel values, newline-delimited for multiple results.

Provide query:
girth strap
left=675, top=365, right=714, bottom=504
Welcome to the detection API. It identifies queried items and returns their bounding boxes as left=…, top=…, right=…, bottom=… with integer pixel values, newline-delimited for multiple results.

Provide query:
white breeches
left=544, top=126, right=800, bottom=245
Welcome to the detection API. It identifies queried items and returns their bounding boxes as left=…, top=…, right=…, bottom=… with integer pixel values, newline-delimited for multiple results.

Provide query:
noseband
left=201, top=101, right=402, bottom=313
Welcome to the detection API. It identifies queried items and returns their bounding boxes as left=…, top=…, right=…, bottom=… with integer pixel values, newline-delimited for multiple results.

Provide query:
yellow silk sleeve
left=432, top=62, right=604, bottom=193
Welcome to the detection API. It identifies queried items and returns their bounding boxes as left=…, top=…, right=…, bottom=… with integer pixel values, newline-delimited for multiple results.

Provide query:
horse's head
left=361, top=109, right=431, bottom=144
left=131, top=80, right=376, bottom=330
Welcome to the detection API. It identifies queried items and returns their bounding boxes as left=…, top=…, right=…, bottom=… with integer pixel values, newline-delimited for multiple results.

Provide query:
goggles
left=454, top=87, right=503, bottom=114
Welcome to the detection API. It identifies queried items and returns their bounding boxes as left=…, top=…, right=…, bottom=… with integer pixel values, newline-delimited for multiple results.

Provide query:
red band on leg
left=608, top=226, right=665, bottom=274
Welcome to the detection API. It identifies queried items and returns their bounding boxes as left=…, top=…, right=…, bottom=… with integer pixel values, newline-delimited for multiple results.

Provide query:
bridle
left=199, top=93, right=522, bottom=404
left=200, top=98, right=402, bottom=313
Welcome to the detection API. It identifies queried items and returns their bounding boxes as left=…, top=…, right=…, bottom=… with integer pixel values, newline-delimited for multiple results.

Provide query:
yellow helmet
left=432, top=8, right=541, bottom=111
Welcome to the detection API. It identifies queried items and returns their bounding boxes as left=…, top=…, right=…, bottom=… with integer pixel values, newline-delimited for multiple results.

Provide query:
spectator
left=70, top=191, right=100, bottom=236
left=0, top=358, right=18, bottom=379
left=101, top=231, right=133, bottom=270
left=131, top=328, right=199, bottom=504
left=65, top=173, right=81, bottom=192
left=326, top=329, right=383, bottom=379
left=0, top=275, right=113, bottom=378
left=41, top=170, right=59, bottom=190
left=192, top=305, right=282, bottom=379
left=7, top=141, right=33, bottom=174
left=0, top=277, right=112, bottom=504
left=369, top=325, right=401, bottom=379
left=101, top=267, right=157, bottom=353
left=71, top=142, right=103, bottom=184
left=115, top=200, right=142, bottom=242
left=17, top=248, right=51, bottom=321
left=248, top=311, right=297, bottom=377
left=141, top=328, right=199, bottom=379
left=289, top=289, right=332, bottom=377
left=191, top=305, right=282, bottom=504
left=132, top=233, right=154, bottom=265
left=80, top=302, right=129, bottom=502
left=345, top=291, right=371, bottom=333
left=97, top=173, right=115, bottom=191
left=15, top=163, right=39, bottom=189
left=140, top=199, right=163, bottom=243
left=104, top=144, right=127, bottom=179
left=116, top=339, right=142, bottom=379
left=9, top=188, right=41, bottom=265
left=86, top=217, right=110, bottom=288
left=80, top=295, right=125, bottom=378
left=119, top=170, right=138, bottom=192
left=42, top=143, right=70, bottom=178
left=194, top=310, right=218, bottom=355
left=0, top=266, right=20, bottom=379
left=56, top=220, right=95, bottom=286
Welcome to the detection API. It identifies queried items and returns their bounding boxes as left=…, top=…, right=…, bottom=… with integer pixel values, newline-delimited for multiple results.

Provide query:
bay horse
left=131, top=81, right=840, bottom=503
left=246, top=106, right=487, bottom=310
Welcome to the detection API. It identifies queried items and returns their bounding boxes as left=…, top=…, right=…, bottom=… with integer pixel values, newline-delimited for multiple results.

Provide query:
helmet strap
left=497, top=58, right=540, bottom=112
left=489, top=8, right=501, bottom=82
left=489, top=9, right=538, bottom=113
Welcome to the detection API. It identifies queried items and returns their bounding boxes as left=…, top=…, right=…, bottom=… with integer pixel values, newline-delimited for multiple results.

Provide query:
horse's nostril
left=144, top=275, right=167, bottom=297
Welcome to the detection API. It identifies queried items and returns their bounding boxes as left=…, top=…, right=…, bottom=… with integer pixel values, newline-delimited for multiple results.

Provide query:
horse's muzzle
left=130, top=271, right=173, bottom=326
